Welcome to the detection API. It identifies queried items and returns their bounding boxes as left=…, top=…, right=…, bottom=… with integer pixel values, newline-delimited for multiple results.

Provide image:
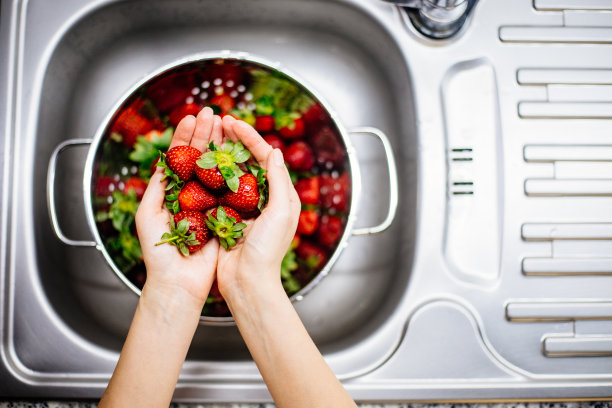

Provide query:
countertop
left=0, top=403, right=610, bottom=408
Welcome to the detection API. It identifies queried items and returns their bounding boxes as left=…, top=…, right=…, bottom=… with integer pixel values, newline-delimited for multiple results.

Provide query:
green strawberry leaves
left=247, top=163, right=269, bottom=211
left=129, top=127, right=172, bottom=178
left=157, top=150, right=184, bottom=214
left=205, top=206, right=247, bottom=251
left=196, top=141, right=250, bottom=193
left=281, top=248, right=301, bottom=295
left=155, top=218, right=200, bottom=257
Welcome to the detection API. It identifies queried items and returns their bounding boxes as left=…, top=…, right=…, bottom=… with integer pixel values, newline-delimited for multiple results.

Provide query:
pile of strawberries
left=155, top=141, right=267, bottom=255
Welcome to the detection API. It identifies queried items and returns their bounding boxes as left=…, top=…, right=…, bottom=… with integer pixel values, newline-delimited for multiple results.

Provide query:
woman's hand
left=136, top=107, right=220, bottom=313
left=215, top=115, right=301, bottom=308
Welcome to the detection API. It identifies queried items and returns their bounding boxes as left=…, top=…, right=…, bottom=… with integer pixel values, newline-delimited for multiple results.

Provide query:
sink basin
left=1, top=0, right=417, bottom=399
left=3, top=0, right=612, bottom=402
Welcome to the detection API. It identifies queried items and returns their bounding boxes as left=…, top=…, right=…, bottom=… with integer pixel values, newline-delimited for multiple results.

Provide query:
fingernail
left=273, top=148, right=284, bottom=166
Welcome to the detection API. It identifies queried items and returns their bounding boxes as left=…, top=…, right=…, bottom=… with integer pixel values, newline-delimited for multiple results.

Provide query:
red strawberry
left=296, top=241, right=327, bottom=270
left=156, top=210, right=209, bottom=255
left=95, top=176, right=119, bottom=197
left=169, top=103, right=202, bottom=127
left=255, top=115, right=275, bottom=133
left=219, top=173, right=260, bottom=214
left=165, top=145, right=202, bottom=181
left=196, top=166, right=226, bottom=190
left=209, top=94, right=236, bottom=114
left=263, top=134, right=286, bottom=153
left=205, top=206, right=247, bottom=250
left=174, top=210, right=207, bottom=231
left=279, top=117, right=305, bottom=139
left=146, top=70, right=197, bottom=113
left=317, top=215, right=343, bottom=248
left=319, top=172, right=349, bottom=212
left=285, top=141, right=315, bottom=172
left=178, top=181, right=217, bottom=211
left=111, top=99, right=155, bottom=147
left=302, top=104, right=327, bottom=133
left=295, top=176, right=319, bottom=205
left=209, top=206, right=242, bottom=223
left=203, top=63, right=245, bottom=91
left=310, top=126, right=346, bottom=168
left=209, top=279, right=223, bottom=302
left=122, top=177, right=148, bottom=200
left=297, top=210, right=319, bottom=235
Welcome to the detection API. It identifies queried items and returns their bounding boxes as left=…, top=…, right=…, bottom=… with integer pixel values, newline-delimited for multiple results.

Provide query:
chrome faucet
left=382, top=0, right=475, bottom=39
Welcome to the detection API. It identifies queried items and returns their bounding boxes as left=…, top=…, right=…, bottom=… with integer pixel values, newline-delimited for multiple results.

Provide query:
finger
left=191, top=107, right=214, bottom=151
left=137, top=167, right=167, bottom=218
left=231, top=119, right=273, bottom=165
left=264, top=149, right=299, bottom=222
left=169, top=115, right=196, bottom=149
left=209, top=115, right=223, bottom=147
left=221, top=115, right=239, bottom=143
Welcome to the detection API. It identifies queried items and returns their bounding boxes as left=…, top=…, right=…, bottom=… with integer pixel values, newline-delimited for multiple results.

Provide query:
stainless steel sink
left=2, top=0, right=612, bottom=402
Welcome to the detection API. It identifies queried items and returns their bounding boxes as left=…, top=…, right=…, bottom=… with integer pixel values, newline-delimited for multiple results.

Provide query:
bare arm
left=218, top=117, right=356, bottom=408
left=99, top=109, right=220, bottom=407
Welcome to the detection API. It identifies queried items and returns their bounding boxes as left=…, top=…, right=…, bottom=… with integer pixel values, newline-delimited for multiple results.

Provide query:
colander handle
left=47, top=138, right=98, bottom=247
left=349, top=127, right=399, bottom=236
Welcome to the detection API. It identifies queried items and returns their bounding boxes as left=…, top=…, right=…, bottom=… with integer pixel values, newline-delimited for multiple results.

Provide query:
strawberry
left=196, top=141, right=250, bottom=192
left=278, top=117, right=305, bottom=139
left=205, top=206, right=247, bottom=250
left=209, top=94, right=236, bottom=114
left=297, top=210, right=319, bottom=235
left=122, top=177, right=148, bottom=200
left=255, top=115, right=275, bottom=133
left=209, top=279, right=223, bottom=302
left=317, top=215, right=343, bottom=248
left=169, top=103, right=202, bottom=127
left=319, top=172, right=349, bottom=212
left=156, top=210, right=209, bottom=255
left=95, top=176, right=119, bottom=198
left=295, top=176, right=319, bottom=205
left=146, top=70, right=197, bottom=113
left=285, top=141, right=315, bottom=172
left=310, top=126, right=346, bottom=167
left=164, top=145, right=202, bottom=181
left=196, top=166, right=226, bottom=190
left=111, top=99, right=155, bottom=148
left=296, top=241, right=327, bottom=270
left=302, top=104, right=327, bottom=133
left=263, top=134, right=286, bottom=153
left=219, top=173, right=260, bottom=214
left=178, top=180, right=217, bottom=212
left=209, top=206, right=242, bottom=223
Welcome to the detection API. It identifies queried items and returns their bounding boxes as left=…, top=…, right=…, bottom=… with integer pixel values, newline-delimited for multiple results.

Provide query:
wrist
left=140, top=282, right=205, bottom=325
left=223, top=270, right=287, bottom=315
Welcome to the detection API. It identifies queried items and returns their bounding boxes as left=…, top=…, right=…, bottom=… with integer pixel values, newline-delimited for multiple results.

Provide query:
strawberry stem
left=155, top=235, right=180, bottom=246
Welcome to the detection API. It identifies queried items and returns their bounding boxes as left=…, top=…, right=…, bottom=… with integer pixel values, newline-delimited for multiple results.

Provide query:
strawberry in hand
left=196, top=141, right=250, bottom=192
left=155, top=210, right=210, bottom=256
left=178, top=180, right=217, bottom=212
left=205, top=206, right=247, bottom=250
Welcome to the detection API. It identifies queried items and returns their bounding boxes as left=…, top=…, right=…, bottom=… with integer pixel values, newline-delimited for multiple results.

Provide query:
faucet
left=382, top=0, right=476, bottom=39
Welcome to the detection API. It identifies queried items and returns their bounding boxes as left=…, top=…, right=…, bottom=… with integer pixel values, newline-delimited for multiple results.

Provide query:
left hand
left=135, top=107, right=220, bottom=312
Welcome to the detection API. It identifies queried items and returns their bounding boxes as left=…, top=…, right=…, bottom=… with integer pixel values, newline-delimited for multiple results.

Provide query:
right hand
left=216, top=116, right=301, bottom=308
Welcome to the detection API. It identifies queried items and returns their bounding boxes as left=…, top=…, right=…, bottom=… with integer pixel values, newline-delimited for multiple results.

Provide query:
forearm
left=227, top=276, right=356, bottom=408
left=99, top=285, right=203, bottom=408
